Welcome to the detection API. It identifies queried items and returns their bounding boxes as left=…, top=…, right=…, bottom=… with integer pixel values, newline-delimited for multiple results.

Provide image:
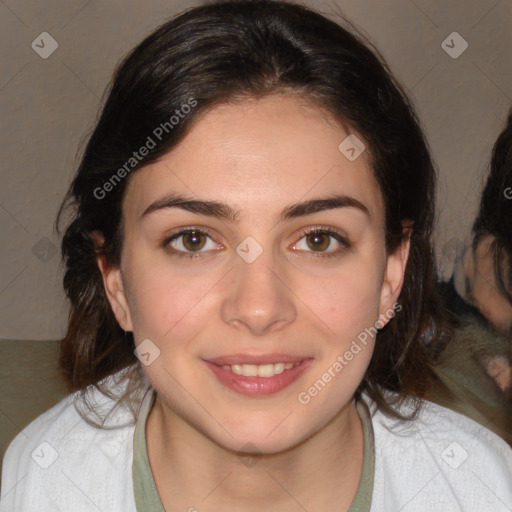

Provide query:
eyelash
left=162, top=225, right=351, bottom=260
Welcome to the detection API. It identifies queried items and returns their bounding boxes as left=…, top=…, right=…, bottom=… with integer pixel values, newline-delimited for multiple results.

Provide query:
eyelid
left=165, top=225, right=215, bottom=240
left=298, top=224, right=348, bottom=241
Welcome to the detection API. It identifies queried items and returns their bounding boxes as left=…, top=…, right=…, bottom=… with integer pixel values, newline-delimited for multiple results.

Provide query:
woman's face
left=100, top=93, right=408, bottom=453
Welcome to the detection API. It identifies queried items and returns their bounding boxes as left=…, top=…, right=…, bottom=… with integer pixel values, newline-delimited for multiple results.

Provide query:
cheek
left=126, top=256, right=218, bottom=343
left=306, top=263, right=383, bottom=337
left=294, top=269, right=381, bottom=410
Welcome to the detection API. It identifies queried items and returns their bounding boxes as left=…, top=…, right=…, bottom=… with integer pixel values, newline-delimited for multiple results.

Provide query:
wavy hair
left=472, top=108, right=512, bottom=307
left=56, top=0, right=448, bottom=427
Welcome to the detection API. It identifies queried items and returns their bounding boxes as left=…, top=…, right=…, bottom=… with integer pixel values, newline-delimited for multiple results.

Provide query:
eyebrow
left=140, top=193, right=370, bottom=223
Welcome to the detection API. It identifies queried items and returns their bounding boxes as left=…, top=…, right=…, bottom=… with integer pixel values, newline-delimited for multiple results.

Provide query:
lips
left=203, top=355, right=314, bottom=396
left=205, top=353, right=310, bottom=365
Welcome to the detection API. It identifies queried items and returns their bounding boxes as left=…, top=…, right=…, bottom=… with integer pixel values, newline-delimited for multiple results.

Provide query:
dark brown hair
left=56, top=0, right=447, bottom=427
left=472, top=107, right=512, bottom=308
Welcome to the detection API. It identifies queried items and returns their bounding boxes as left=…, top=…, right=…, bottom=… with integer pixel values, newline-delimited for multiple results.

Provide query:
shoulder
left=0, top=367, right=144, bottom=512
left=364, top=394, right=512, bottom=512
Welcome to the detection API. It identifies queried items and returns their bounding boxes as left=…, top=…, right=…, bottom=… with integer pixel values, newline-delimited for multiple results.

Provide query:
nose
left=220, top=245, right=297, bottom=336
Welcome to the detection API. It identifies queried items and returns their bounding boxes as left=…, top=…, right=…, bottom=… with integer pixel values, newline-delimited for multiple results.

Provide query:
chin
left=206, top=418, right=311, bottom=455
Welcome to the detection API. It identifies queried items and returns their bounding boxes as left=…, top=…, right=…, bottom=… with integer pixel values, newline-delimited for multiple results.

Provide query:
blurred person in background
left=429, top=108, right=512, bottom=445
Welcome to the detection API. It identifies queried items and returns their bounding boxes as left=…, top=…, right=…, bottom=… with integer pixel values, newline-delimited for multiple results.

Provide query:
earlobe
left=92, top=231, right=133, bottom=332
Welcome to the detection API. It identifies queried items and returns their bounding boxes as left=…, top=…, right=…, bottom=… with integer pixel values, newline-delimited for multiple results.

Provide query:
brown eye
left=181, top=231, right=207, bottom=251
left=164, top=228, right=218, bottom=258
left=305, top=232, right=331, bottom=251
left=292, top=227, right=350, bottom=258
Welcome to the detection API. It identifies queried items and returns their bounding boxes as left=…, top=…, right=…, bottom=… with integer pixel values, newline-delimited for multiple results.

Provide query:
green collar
left=132, top=389, right=374, bottom=511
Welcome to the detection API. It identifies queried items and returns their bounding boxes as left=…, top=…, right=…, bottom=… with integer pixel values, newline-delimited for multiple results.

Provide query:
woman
left=1, top=0, right=511, bottom=510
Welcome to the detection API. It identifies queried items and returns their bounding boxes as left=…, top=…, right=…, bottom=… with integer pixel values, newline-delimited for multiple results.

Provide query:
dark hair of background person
left=56, top=0, right=450, bottom=427
left=472, top=107, right=512, bottom=308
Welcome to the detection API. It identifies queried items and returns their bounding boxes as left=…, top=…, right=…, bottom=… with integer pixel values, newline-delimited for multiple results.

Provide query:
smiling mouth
left=216, top=361, right=303, bottom=378
left=203, top=358, right=313, bottom=396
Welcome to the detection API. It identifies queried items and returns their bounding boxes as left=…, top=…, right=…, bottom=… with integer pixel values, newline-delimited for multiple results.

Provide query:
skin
left=97, top=93, right=409, bottom=511
left=454, top=234, right=512, bottom=391
left=464, top=235, right=512, bottom=337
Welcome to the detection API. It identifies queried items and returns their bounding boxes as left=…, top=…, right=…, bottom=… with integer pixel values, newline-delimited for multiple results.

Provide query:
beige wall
left=0, top=0, right=510, bottom=340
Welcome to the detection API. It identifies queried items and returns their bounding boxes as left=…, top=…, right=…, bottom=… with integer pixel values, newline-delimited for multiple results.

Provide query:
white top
left=1, top=369, right=512, bottom=512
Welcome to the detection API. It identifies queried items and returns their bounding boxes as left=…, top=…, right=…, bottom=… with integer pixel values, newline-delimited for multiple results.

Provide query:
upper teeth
left=221, top=362, right=301, bottom=377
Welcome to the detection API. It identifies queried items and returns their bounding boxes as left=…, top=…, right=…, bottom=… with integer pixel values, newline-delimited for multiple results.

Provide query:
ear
left=92, top=230, right=133, bottom=332
left=378, top=223, right=412, bottom=325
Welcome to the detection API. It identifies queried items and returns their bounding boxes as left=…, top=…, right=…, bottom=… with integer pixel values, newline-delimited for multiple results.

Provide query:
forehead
left=123, top=93, right=384, bottom=223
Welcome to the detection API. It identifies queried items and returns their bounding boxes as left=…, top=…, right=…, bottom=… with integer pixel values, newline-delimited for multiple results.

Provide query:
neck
left=146, top=394, right=364, bottom=511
